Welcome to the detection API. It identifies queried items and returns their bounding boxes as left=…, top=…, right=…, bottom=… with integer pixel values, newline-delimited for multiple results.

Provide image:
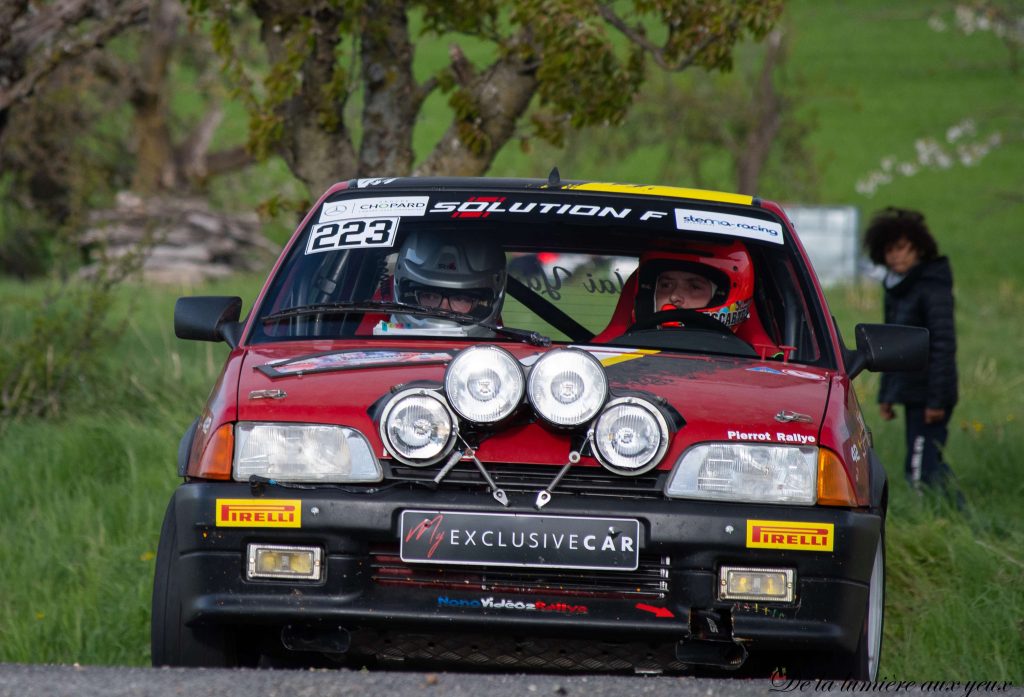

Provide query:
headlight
left=379, top=388, right=457, bottom=466
left=234, top=422, right=381, bottom=483
left=591, top=398, right=669, bottom=476
left=527, top=348, right=608, bottom=426
left=444, top=345, right=525, bottom=423
left=665, top=443, right=817, bottom=504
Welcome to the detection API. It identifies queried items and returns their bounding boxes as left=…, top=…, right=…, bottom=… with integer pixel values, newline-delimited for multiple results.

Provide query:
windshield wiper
left=261, top=300, right=470, bottom=324
left=261, top=301, right=551, bottom=347
left=481, top=323, right=551, bottom=347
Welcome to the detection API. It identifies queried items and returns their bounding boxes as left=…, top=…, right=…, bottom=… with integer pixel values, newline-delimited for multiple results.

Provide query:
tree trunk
left=415, top=52, right=537, bottom=176
left=735, top=30, right=784, bottom=196
left=129, top=0, right=181, bottom=194
left=358, top=0, right=419, bottom=177
left=255, top=2, right=358, bottom=195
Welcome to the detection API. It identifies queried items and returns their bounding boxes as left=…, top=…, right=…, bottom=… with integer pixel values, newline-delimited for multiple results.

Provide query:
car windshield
left=250, top=190, right=832, bottom=367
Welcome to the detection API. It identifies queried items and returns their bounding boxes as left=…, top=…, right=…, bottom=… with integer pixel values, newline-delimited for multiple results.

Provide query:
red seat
left=592, top=271, right=640, bottom=343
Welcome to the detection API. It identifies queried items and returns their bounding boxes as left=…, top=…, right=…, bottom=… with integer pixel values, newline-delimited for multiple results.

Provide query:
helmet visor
left=399, top=281, right=494, bottom=320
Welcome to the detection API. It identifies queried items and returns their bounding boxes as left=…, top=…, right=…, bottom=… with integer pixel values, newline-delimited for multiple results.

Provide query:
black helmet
left=393, top=231, right=507, bottom=325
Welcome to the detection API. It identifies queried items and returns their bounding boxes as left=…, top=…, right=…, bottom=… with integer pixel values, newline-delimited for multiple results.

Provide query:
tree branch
left=198, top=145, right=255, bottom=180
left=736, top=30, right=785, bottom=194
left=415, top=74, right=440, bottom=106
left=596, top=2, right=741, bottom=72
left=0, top=0, right=149, bottom=112
left=0, top=0, right=30, bottom=57
left=415, top=43, right=538, bottom=176
left=177, top=103, right=226, bottom=182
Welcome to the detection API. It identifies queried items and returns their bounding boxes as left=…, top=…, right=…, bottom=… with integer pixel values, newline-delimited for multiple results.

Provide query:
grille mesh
left=385, top=462, right=665, bottom=499
left=370, top=547, right=669, bottom=599
left=347, top=629, right=689, bottom=673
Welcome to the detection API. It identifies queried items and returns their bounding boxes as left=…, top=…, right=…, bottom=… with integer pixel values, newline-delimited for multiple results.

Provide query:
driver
left=378, top=230, right=507, bottom=337
left=653, top=269, right=718, bottom=314
left=635, top=240, right=753, bottom=330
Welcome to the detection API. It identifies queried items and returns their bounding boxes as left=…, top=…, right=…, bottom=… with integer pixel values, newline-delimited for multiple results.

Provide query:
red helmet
left=635, top=240, right=754, bottom=331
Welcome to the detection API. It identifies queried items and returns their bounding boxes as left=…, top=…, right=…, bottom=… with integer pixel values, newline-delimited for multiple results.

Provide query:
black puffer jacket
left=878, top=257, right=958, bottom=408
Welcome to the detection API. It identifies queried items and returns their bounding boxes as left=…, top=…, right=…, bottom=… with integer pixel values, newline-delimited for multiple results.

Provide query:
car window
left=249, top=193, right=833, bottom=367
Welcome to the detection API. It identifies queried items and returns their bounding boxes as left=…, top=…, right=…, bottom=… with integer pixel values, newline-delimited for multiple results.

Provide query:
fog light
left=719, top=566, right=794, bottom=602
left=247, top=544, right=322, bottom=581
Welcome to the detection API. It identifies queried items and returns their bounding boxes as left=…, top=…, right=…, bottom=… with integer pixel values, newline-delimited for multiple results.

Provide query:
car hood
left=237, top=341, right=832, bottom=468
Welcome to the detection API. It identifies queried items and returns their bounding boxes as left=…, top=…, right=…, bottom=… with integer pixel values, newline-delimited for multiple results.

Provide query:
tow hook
left=674, top=639, right=748, bottom=669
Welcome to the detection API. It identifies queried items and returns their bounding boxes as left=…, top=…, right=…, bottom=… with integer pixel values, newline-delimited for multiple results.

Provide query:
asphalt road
left=0, top=665, right=755, bottom=697
left=1, top=665, right=1021, bottom=697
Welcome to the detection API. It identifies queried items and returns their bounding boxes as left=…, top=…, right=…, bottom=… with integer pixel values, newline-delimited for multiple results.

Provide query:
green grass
left=1, top=0, right=1023, bottom=681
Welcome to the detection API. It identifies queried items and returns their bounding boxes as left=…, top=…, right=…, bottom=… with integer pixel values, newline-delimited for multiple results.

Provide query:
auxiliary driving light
left=379, top=388, right=458, bottom=466
left=591, top=397, right=669, bottom=476
left=444, top=344, right=525, bottom=423
left=527, top=348, right=608, bottom=427
left=247, top=543, right=323, bottom=581
left=718, top=566, right=794, bottom=602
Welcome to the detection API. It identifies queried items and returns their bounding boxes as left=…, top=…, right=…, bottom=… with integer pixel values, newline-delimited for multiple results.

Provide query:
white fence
left=782, top=205, right=864, bottom=287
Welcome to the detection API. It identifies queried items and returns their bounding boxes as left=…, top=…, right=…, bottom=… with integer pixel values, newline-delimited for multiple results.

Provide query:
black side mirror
left=174, top=296, right=244, bottom=348
left=843, top=323, right=929, bottom=380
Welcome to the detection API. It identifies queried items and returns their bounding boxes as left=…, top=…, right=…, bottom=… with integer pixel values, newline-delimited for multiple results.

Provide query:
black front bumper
left=166, top=482, right=880, bottom=656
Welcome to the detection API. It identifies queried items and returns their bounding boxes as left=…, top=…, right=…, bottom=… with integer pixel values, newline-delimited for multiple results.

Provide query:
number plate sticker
left=400, top=510, right=641, bottom=571
left=306, top=217, right=399, bottom=254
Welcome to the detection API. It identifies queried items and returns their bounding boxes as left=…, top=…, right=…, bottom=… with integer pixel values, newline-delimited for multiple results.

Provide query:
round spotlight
left=379, top=389, right=457, bottom=466
left=591, top=397, right=670, bottom=475
left=444, top=345, right=525, bottom=424
left=527, top=349, right=608, bottom=427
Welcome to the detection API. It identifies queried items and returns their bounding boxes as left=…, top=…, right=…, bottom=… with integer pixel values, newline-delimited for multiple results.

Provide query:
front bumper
left=166, top=481, right=880, bottom=657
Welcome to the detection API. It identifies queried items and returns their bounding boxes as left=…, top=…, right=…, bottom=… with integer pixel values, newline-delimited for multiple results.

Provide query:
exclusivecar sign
left=400, top=510, right=640, bottom=570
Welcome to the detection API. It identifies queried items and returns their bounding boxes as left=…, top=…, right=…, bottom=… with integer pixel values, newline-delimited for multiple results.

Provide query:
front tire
left=151, top=496, right=249, bottom=667
left=856, top=533, right=885, bottom=680
left=812, top=527, right=885, bottom=680
left=754, top=525, right=885, bottom=680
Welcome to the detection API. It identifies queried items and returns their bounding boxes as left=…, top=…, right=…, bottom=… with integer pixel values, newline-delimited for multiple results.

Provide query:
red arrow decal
left=635, top=603, right=674, bottom=618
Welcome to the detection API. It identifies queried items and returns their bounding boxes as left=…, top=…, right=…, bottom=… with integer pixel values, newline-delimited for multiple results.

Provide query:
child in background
left=863, top=207, right=962, bottom=504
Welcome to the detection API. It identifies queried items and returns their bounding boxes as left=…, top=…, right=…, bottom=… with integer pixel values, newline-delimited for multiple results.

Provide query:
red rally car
left=152, top=176, right=928, bottom=678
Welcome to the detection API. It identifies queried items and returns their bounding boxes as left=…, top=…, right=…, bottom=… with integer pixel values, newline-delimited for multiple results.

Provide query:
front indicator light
left=817, top=448, right=859, bottom=506
left=719, top=566, right=794, bottom=602
left=247, top=544, right=322, bottom=581
left=189, top=423, right=234, bottom=480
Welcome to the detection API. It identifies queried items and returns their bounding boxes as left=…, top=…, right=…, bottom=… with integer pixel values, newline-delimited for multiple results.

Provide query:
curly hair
left=863, top=207, right=939, bottom=266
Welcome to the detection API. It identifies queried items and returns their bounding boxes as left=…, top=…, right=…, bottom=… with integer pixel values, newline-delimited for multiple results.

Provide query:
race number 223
left=306, top=217, right=400, bottom=254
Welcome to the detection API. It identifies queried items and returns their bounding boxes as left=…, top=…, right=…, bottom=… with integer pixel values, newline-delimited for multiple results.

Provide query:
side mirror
left=174, top=296, right=244, bottom=348
left=843, top=323, right=929, bottom=380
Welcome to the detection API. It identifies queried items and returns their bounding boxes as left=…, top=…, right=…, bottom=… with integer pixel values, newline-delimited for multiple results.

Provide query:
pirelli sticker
left=216, top=499, right=301, bottom=528
left=746, top=520, right=834, bottom=552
